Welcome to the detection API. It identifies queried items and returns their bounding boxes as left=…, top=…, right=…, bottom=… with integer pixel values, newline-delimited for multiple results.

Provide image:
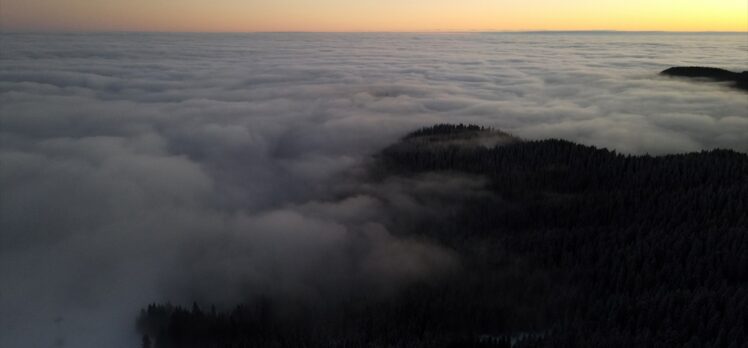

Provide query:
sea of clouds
left=1, top=32, right=747, bottom=347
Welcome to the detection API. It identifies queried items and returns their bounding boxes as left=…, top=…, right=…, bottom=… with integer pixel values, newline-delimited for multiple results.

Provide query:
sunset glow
left=2, top=0, right=746, bottom=32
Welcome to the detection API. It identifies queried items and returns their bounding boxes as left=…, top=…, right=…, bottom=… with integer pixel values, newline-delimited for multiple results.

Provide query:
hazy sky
left=2, top=0, right=746, bottom=32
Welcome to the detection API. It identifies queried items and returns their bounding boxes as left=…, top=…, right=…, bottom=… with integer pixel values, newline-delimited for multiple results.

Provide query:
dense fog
left=1, top=32, right=746, bottom=347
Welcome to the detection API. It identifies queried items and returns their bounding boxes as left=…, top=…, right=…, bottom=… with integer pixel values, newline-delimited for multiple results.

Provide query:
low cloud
left=1, top=32, right=746, bottom=347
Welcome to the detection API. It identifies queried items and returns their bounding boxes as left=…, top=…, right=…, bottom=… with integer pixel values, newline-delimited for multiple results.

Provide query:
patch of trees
left=138, top=124, right=748, bottom=347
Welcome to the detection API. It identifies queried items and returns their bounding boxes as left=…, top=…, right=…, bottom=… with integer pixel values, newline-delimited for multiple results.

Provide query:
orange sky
left=1, top=0, right=746, bottom=32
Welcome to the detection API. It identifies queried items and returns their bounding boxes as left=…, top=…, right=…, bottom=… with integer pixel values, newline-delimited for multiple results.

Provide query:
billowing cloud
left=0, top=32, right=746, bottom=347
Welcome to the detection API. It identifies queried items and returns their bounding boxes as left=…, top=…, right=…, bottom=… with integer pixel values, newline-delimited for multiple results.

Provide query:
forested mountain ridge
left=661, top=66, right=748, bottom=91
left=138, top=124, right=748, bottom=347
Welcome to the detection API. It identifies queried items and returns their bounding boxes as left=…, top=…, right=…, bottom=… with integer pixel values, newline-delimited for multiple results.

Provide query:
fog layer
left=1, top=32, right=746, bottom=347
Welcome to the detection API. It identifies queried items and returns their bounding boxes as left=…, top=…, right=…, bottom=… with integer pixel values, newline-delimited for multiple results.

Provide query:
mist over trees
left=138, top=124, right=748, bottom=347
left=2, top=32, right=747, bottom=348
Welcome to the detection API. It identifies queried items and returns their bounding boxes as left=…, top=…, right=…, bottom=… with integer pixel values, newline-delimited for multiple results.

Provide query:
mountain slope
left=138, top=124, right=748, bottom=347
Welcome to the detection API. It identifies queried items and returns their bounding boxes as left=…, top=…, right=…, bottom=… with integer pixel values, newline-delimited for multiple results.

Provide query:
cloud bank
left=1, top=32, right=746, bottom=347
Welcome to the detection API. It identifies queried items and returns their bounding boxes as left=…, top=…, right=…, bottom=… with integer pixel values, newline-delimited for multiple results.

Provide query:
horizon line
left=2, top=29, right=747, bottom=35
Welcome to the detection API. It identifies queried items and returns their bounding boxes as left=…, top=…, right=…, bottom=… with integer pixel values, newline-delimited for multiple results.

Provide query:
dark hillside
left=661, top=66, right=748, bottom=91
left=138, top=124, right=748, bottom=347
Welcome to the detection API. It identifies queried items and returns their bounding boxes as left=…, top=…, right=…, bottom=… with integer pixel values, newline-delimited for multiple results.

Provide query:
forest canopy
left=138, top=124, right=748, bottom=347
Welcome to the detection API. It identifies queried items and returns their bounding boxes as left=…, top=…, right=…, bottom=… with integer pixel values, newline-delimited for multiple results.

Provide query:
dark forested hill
left=138, top=124, right=748, bottom=347
left=661, top=66, right=748, bottom=91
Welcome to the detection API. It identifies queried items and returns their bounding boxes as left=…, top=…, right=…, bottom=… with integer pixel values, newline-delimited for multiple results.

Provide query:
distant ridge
left=482, top=31, right=748, bottom=35
left=661, top=66, right=748, bottom=91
